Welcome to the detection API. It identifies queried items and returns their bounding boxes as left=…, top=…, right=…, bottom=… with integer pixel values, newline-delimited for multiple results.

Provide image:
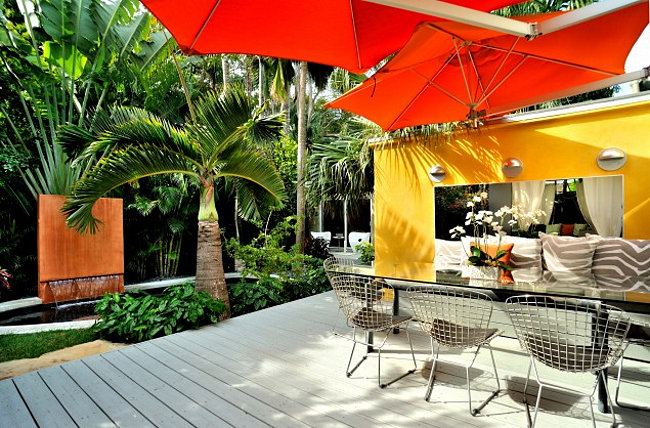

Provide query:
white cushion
left=434, top=239, right=463, bottom=271
left=349, top=232, right=371, bottom=250
left=310, top=231, right=331, bottom=243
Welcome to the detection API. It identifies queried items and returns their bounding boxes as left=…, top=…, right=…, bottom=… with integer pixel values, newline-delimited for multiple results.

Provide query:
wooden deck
left=1, top=291, right=648, bottom=427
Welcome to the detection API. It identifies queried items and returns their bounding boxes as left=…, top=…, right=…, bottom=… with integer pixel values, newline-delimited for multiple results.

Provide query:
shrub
left=304, top=237, right=332, bottom=260
left=94, top=283, right=226, bottom=343
left=226, top=216, right=330, bottom=316
left=355, top=241, right=375, bottom=264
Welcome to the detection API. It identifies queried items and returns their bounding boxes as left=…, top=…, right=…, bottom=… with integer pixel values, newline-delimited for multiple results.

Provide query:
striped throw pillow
left=501, top=236, right=542, bottom=269
left=592, top=238, right=650, bottom=277
left=539, top=233, right=599, bottom=274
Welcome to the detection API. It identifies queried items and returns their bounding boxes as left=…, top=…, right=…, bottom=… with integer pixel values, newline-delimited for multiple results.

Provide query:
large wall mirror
left=434, top=175, right=624, bottom=240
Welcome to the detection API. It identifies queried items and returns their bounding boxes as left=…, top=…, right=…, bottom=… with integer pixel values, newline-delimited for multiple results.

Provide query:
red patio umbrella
left=140, top=0, right=523, bottom=73
left=326, top=2, right=649, bottom=129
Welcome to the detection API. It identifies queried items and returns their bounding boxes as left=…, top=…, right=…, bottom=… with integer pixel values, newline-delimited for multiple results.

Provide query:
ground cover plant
left=94, top=283, right=226, bottom=343
left=0, top=328, right=97, bottom=363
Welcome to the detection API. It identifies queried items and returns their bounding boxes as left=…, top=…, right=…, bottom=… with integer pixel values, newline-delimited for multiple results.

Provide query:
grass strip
left=0, top=328, right=97, bottom=363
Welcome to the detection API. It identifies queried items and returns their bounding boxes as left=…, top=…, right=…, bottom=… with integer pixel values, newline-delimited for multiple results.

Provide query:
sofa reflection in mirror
left=433, top=176, right=650, bottom=290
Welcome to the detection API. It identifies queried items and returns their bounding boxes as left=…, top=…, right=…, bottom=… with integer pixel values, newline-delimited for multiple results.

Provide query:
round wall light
left=427, top=165, right=446, bottom=183
left=502, top=157, right=523, bottom=178
left=596, top=147, right=627, bottom=171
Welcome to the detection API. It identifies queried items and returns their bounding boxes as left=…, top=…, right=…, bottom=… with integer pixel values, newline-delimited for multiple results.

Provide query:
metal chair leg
left=599, top=370, right=619, bottom=428
left=614, top=357, right=650, bottom=412
left=466, top=344, right=500, bottom=416
left=379, top=328, right=417, bottom=389
left=424, top=339, right=439, bottom=401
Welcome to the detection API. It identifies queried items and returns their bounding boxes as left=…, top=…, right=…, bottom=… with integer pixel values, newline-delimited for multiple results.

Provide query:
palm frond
left=63, top=146, right=199, bottom=234
left=216, top=150, right=286, bottom=203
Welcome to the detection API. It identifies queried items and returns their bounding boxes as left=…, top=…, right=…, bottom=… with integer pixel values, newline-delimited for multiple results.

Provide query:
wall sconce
left=502, top=157, right=523, bottom=178
left=427, top=165, right=446, bottom=182
left=597, top=147, right=626, bottom=171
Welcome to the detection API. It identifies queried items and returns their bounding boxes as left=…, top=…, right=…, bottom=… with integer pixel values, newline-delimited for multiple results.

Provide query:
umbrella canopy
left=140, top=0, right=522, bottom=73
left=326, top=2, right=649, bottom=129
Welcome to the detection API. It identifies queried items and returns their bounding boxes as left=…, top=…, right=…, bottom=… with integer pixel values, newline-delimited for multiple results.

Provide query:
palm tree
left=60, top=88, right=287, bottom=315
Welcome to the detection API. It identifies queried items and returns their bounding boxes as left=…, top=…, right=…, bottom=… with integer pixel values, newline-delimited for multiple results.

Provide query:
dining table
left=326, top=261, right=650, bottom=414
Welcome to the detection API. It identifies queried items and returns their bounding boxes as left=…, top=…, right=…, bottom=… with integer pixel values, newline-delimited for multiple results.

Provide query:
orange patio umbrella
left=326, top=2, right=649, bottom=129
left=140, top=0, right=523, bottom=73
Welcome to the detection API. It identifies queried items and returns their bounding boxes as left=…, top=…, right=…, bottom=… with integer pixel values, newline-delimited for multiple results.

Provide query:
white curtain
left=575, top=180, right=595, bottom=232
left=539, top=183, right=556, bottom=225
left=581, top=176, right=623, bottom=237
left=511, top=180, right=546, bottom=229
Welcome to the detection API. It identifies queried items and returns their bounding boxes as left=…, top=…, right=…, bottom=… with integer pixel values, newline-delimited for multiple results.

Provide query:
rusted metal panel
left=37, top=195, right=124, bottom=303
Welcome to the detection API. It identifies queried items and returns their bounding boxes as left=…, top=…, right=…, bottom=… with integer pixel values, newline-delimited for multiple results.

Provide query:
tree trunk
left=295, top=61, right=308, bottom=252
left=258, top=56, right=264, bottom=107
left=195, top=219, right=229, bottom=317
left=221, top=55, right=230, bottom=93
left=195, top=180, right=230, bottom=316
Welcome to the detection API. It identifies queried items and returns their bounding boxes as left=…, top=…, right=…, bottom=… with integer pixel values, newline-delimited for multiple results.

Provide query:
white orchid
left=467, top=201, right=474, bottom=208
left=480, top=192, right=488, bottom=199
left=472, top=195, right=482, bottom=202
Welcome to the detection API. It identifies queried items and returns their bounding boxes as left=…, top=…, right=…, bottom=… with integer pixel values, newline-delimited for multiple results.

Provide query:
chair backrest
left=349, top=232, right=371, bottom=249
left=323, top=256, right=355, bottom=281
left=505, top=295, right=631, bottom=373
left=407, top=285, right=495, bottom=348
left=329, top=273, right=394, bottom=332
left=310, top=231, right=332, bottom=244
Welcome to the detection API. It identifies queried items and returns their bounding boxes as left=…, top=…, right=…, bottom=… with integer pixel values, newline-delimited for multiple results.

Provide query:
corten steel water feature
left=37, top=195, right=124, bottom=304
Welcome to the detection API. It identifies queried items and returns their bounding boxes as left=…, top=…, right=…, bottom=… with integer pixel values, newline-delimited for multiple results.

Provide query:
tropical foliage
left=60, top=88, right=287, bottom=314
left=94, top=283, right=226, bottom=342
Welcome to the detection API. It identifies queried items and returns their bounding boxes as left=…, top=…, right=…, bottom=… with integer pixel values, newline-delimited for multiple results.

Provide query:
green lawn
left=0, top=328, right=98, bottom=363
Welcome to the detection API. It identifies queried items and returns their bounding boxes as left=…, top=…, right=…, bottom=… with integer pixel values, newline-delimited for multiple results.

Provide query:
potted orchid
left=450, top=192, right=512, bottom=280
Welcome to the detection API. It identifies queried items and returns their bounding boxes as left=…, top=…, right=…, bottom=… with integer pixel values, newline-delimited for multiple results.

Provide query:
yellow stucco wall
left=373, top=99, right=650, bottom=271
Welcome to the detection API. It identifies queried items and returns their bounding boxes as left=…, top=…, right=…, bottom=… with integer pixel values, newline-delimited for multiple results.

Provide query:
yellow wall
left=373, top=99, right=650, bottom=272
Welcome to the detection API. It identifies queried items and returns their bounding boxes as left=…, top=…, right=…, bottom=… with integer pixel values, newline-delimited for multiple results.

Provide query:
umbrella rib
left=475, top=56, right=528, bottom=106
left=452, top=37, right=474, bottom=105
left=348, top=0, right=363, bottom=71
left=478, top=37, right=521, bottom=106
left=190, top=0, right=223, bottom=50
left=387, top=67, right=469, bottom=130
left=473, top=42, right=618, bottom=77
left=411, top=67, right=469, bottom=106
left=467, top=50, right=489, bottom=111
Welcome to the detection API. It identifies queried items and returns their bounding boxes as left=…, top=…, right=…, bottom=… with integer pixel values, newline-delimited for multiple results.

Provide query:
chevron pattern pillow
left=501, top=236, right=543, bottom=269
left=592, top=238, right=650, bottom=277
left=539, top=233, right=599, bottom=274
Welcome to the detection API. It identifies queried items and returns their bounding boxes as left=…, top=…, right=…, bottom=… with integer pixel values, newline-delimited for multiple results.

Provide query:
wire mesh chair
left=614, top=320, right=649, bottom=411
left=324, top=256, right=357, bottom=336
left=330, top=272, right=417, bottom=388
left=407, top=285, right=501, bottom=416
left=505, top=295, right=631, bottom=428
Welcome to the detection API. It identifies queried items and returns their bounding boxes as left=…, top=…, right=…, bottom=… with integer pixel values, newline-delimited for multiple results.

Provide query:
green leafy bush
left=94, top=283, right=226, bottom=343
left=355, top=241, right=375, bottom=264
left=226, top=216, right=330, bottom=316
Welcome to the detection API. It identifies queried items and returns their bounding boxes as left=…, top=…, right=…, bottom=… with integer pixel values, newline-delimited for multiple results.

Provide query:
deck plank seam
left=115, top=345, right=255, bottom=427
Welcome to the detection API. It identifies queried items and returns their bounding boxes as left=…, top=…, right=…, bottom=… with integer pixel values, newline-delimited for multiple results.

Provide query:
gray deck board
left=1, top=291, right=648, bottom=428
left=12, top=371, right=75, bottom=428
left=61, top=359, right=154, bottom=428
left=0, top=379, right=36, bottom=428
left=113, top=345, right=270, bottom=428
left=100, top=350, right=236, bottom=428
left=81, top=354, right=193, bottom=427
left=132, top=341, right=310, bottom=428
left=38, top=365, right=114, bottom=427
